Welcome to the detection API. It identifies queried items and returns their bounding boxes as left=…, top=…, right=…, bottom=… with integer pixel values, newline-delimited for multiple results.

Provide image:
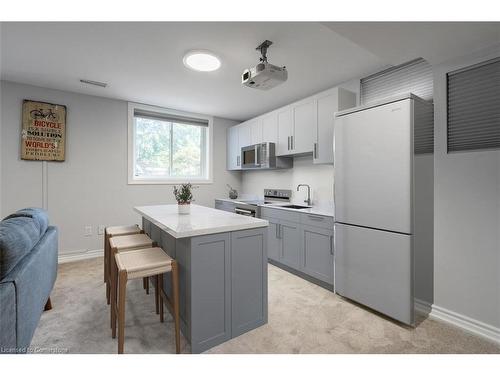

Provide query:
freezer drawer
left=334, top=223, right=414, bottom=325
left=334, top=99, right=413, bottom=234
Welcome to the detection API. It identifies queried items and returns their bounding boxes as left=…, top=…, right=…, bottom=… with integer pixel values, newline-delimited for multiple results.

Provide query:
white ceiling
left=0, top=22, right=385, bottom=121
left=1, top=22, right=499, bottom=121
left=323, top=22, right=500, bottom=66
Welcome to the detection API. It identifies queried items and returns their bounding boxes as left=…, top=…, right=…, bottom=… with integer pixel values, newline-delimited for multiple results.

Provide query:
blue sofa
left=0, top=208, right=58, bottom=354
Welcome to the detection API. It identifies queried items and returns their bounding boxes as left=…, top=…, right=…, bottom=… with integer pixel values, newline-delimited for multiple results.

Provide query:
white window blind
left=447, top=57, right=500, bottom=153
left=361, top=58, right=434, bottom=154
left=361, top=58, right=433, bottom=105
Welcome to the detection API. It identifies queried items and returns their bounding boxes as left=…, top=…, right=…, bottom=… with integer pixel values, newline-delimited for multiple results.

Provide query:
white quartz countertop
left=215, top=198, right=334, bottom=217
left=262, top=203, right=334, bottom=217
left=134, top=204, right=268, bottom=239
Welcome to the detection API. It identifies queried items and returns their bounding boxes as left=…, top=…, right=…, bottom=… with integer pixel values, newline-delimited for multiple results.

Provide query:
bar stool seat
left=104, top=225, right=142, bottom=304
left=109, top=233, right=158, bottom=330
left=108, top=233, right=153, bottom=251
left=106, top=225, right=142, bottom=237
left=115, top=247, right=172, bottom=279
left=113, top=247, right=180, bottom=354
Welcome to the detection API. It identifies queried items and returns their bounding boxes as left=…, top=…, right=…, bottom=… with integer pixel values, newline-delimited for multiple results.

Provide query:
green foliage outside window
left=134, top=117, right=204, bottom=178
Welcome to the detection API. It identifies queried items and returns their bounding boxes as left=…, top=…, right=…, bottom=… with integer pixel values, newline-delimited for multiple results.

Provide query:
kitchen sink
left=280, top=205, right=310, bottom=209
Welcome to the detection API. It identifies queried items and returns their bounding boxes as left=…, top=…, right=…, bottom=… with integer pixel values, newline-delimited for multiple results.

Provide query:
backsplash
left=241, top=155, right=334, bottom=207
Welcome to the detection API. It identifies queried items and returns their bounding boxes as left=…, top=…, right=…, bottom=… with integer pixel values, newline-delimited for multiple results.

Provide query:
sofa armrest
left=0, top=281, right=17, bottom=353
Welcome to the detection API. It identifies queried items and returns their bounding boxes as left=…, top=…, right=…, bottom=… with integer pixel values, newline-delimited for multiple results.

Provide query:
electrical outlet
left=98, top=225, right=105, bottom=236
left=84, top=225, right=92, bottom=237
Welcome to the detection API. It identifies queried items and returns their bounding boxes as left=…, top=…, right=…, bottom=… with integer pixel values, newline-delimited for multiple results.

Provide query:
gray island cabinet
left=134, top=204, right=268, bottom=353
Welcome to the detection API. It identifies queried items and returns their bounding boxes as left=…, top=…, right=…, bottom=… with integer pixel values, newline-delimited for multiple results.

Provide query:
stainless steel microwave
left=241, top=142, right=292, bottom=170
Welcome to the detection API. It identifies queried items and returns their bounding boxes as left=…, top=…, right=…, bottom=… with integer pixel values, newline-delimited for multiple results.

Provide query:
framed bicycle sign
left=21, top=100, right=67, bottom=161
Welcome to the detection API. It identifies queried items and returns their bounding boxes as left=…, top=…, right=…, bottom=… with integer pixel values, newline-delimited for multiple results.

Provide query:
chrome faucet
left=297, top=184, right=311, bottom=206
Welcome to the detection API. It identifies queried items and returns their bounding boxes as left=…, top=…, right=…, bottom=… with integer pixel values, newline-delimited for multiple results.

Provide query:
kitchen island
left=134, top=204, right=269, bottom=353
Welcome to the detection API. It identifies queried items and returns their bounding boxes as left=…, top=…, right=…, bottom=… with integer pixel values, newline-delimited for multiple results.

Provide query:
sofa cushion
left=3, top=208, right=49, bottom=236
left=0, top=217, right=42, bottom=279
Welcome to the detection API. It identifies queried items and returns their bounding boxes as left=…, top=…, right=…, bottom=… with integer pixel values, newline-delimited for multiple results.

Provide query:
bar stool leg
left=111, top=248, right=118, bottom=336
left=159, top=274, right=164, bottom=323
left=171, top=261, right=180, bottom=354
left=144, top=277, right=149, bottom=294
left=155, top=275, right=160, bottom=314
left=118, top=270, right=127, bottom=354
left=105, top=232, right=110, bottom=304
left=104, top=231, right=108, bottom=283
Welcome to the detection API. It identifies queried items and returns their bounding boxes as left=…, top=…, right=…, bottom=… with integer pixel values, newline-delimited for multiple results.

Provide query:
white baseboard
left=429, top=304, right=500, bottom=345
left=58, top=249, right=103, bottom=264
left=414, top=298, right=432, bottom=316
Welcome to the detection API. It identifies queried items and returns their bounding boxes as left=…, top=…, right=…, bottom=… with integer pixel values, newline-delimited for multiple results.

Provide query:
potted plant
left=173, top=183, right=193, bottom=214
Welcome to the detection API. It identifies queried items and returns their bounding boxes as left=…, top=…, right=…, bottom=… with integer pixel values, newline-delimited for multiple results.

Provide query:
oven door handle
left=235, top=208, right=255, bottom=216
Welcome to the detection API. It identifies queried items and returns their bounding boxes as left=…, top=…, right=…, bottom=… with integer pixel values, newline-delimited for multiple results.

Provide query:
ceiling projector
left=242, top=40, right=287, bottom=90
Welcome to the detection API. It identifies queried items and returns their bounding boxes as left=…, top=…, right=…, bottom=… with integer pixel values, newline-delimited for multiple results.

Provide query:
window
left=361, top=58, right=434, bottom=154
left=447, top=57, right=500, bottom=153
left=128, top=103, right=212, bottom=184
left=360, top=58, right=433, bottom=105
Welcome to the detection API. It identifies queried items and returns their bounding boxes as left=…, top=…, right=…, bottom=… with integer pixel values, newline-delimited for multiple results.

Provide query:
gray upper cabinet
left=227, top=126, right=240, bottom=170
left=226, top=86, right=356, bottom=169
left=314, top=88, right=357, bottom=164
left=292, top=98, right=316, bottom=154
left=238, top=122, right=252, bottom=148
left=249, top=118, right=263, bottom=145
left=261, top=112, right=278, bottom=144
left=301, top=224, right=334, bottom=284
left=277, top=107, right=293, bottom=156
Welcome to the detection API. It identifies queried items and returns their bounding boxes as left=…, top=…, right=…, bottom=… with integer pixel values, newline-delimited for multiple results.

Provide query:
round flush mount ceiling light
left=183, top=50, right=221, bottom=72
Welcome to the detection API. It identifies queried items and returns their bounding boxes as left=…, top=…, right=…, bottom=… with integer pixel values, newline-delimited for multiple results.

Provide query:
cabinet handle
left=307, top=215, right=324, bottom=221
left=314, top=143, right=317, bottom=159
left=291, top=135, right=294, bottom=150
left=287, top=136, right=290, bottom=150
left=278, top=224, right=281, bottom=239
left=330, top=235, right=334, bottom=255
left=275, top=223, right=279, bottom=238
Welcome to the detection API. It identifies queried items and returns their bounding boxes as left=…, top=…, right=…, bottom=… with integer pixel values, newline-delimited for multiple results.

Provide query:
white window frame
left=128, top=102, right=213, bottom=185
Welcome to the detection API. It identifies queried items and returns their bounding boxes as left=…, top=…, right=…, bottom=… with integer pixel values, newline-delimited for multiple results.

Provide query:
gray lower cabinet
left=231, top=229, right=268, bottom=337
left=301, top=224, right=334, bottom=284
left=266, top=219, right=281, bottom=262
left=261, top=209, right=334, bottom=288
left=280, top=220, right=301, bottom=269
left=143, top=218, right=268, bottom=353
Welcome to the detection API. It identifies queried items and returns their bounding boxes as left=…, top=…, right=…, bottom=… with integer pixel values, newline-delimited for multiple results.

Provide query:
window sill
left=128, top=178, right=213, bottom=185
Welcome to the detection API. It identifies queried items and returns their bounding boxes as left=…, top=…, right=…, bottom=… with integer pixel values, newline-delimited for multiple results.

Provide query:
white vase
left=177, top=203, right=190, bottom=215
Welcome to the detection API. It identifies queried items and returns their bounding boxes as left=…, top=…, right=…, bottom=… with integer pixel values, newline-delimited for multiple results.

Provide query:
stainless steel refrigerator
left=333, top=93, right=434, bottom=326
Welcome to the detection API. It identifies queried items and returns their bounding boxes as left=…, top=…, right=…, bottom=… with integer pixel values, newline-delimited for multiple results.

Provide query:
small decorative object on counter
left=226, top=184, right=238, bottom=199
left=173, top=183, right=193, bottom=214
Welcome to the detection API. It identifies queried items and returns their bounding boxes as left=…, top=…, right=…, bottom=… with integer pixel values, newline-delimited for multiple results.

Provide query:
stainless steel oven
left=234, top=206, right=257, bottom=217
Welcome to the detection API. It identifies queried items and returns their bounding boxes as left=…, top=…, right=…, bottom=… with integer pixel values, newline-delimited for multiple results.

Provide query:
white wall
left=241, top=78, right=361, bottom=207
left=0, top=81, right=241, bottom=257
left=241, top=155, right=335, bottom=206
left=433, top=45, right=500, bottom=331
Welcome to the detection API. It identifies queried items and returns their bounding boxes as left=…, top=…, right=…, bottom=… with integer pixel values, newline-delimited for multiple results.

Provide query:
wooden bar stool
left=112, top=247, right=180, bottom=354
left=109, top=233, right=158, bottom=328
left=104, top=225, right=143, bottom=304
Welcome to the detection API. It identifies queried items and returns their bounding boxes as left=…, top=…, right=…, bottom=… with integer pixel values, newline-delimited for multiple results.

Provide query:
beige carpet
left=30, top=257, right=499, bottom=354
